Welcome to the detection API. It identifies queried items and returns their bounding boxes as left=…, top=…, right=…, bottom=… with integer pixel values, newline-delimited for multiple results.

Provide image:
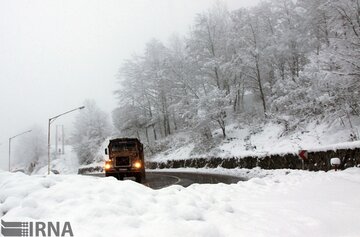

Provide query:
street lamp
left=8, top=130, right=32, bottom=172
left=47, top=106, right=85, bottom=175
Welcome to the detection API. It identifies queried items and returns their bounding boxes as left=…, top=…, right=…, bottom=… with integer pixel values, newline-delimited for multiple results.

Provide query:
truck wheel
left=135, top=174, right=142, bottom=183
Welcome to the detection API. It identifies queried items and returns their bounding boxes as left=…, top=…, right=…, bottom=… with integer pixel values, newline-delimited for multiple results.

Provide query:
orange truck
left=104, top=138, right=145, bottom=183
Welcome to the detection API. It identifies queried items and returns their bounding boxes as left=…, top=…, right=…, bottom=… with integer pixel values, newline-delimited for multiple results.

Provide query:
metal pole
left=62, top=125, right=65, bottom=155
left=50, top=106, right=85, bottom=121
left=8, top=138, right=11, bottom=172
left=47, top=106, right=85, bottom=175
left=48, top=119, right=51, bottom=175
left=302, top=159, right=305, bottom=170
left=55, top=125, right=58, bottom=156
left=8, top=130, right=32, bottom=172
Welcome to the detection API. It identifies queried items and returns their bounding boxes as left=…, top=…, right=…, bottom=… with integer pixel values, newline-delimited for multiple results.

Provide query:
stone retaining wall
left=146, top=148, right=360, bottom=171
left=78, top=166, right=103, bottom=174
left=78, top=147, right=360, bottom=174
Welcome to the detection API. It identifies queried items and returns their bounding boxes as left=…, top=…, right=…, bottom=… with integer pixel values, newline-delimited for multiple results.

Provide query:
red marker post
left=298, top=150, right=308, bottom=170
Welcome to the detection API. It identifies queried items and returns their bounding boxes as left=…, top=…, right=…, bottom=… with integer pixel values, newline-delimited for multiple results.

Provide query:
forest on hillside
left=112, top=0, right=360, bottom=147
left=12, top=0, right=360, bottom=171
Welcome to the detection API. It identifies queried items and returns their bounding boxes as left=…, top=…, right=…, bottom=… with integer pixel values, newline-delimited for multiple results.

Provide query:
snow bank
left=152, top=167, right=277, bottom=179
left=33, top=145, right=80, bottom=175
left=151, top=122, right=360, bottom=162
left=306, top=140, right=360, bottom=152
left=1, top=168, right=360, bottom=237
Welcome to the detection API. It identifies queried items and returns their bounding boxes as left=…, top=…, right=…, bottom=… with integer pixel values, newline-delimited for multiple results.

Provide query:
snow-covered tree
left=198, top=88, right=229, bottom=138
left=113, top=0, right=360, bottom=150
left=72, top=100, right=112, bottom=165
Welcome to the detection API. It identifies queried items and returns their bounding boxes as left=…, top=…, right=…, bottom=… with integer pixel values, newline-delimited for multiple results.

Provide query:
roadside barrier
left=146, top=147, right=360, bottom=171
left=78, top=147, right=360, bottom=174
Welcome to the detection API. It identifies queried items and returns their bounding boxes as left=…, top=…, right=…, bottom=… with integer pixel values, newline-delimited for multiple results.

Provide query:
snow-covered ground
left=1, top=168, right=359, bottom=237
left=7, top=145, right=80, bottom=175
left=151, top=121, right=360, bottom=162
left=152, top=167, right=282, bottom=180
left=34, top=145, right=80, bottom=175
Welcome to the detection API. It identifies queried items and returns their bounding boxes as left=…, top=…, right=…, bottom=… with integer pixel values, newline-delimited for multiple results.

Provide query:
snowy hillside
left=1, top=168, right=359, bottom=237
left=112, top=0, right=360, bottom=168
left=149, top=120, right=360, bottom=162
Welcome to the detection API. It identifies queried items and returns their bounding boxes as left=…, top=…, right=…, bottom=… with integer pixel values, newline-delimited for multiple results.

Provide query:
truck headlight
left=104, top=161, right=112, bottom=170
left=133, top=161, right=141, bottom=169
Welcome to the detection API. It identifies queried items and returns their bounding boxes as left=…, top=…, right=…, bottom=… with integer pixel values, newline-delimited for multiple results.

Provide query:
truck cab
left=104, top=138, right=145, bottom=183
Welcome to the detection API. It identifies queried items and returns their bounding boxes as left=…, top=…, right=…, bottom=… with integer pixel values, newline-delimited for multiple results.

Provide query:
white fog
left=0, top=0, right=259, bottom=169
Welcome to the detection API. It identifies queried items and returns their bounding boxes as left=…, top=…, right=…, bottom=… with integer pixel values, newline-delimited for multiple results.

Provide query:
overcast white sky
left=0, top=0, right=259, bottom=170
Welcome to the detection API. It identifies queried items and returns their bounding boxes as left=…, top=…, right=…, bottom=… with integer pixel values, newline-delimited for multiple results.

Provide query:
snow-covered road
left=1, top=168, right=359, bottom=237
left=87, top=171, right=244, bottom=189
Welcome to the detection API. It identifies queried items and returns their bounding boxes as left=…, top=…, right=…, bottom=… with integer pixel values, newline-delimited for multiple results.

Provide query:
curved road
left=87, top=171, right=246, bottom=189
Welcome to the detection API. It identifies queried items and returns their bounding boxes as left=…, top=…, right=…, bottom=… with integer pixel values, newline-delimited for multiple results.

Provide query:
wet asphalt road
left=87, top=171, right=246, bottom=189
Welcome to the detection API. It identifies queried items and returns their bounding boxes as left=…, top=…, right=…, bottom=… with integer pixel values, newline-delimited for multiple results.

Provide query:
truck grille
left=115, top=156, right=130, bottom=167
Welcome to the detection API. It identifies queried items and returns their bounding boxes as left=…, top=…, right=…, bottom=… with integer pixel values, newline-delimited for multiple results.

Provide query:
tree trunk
left=217, top=119, right=226, bottom=138
left=152, top=124, right=157, bottom=140
left=166, top=115, right=171, bottom=135
left=256, top=58, right=267, bottom=116
left=163, top=117, right=167, bottom=136
left=214, top=67, right=221, bottom=89
left=233, top=93, right=238, bottom=112
left=173, top=113, right=178, bottom=131
left=145, top=127, right=149, bottom=144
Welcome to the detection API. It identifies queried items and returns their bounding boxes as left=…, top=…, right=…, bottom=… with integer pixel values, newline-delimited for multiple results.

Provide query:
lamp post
left=47, top=106, right=85, bottom=175
left=8, top=130, right=32, bottom=172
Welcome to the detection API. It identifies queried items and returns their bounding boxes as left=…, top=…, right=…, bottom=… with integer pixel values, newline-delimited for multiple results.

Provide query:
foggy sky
left=0, top=0, right=259, bottom=170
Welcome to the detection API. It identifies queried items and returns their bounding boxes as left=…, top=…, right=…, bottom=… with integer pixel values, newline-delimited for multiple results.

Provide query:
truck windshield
left=111, top=143, right=136, bottom=151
